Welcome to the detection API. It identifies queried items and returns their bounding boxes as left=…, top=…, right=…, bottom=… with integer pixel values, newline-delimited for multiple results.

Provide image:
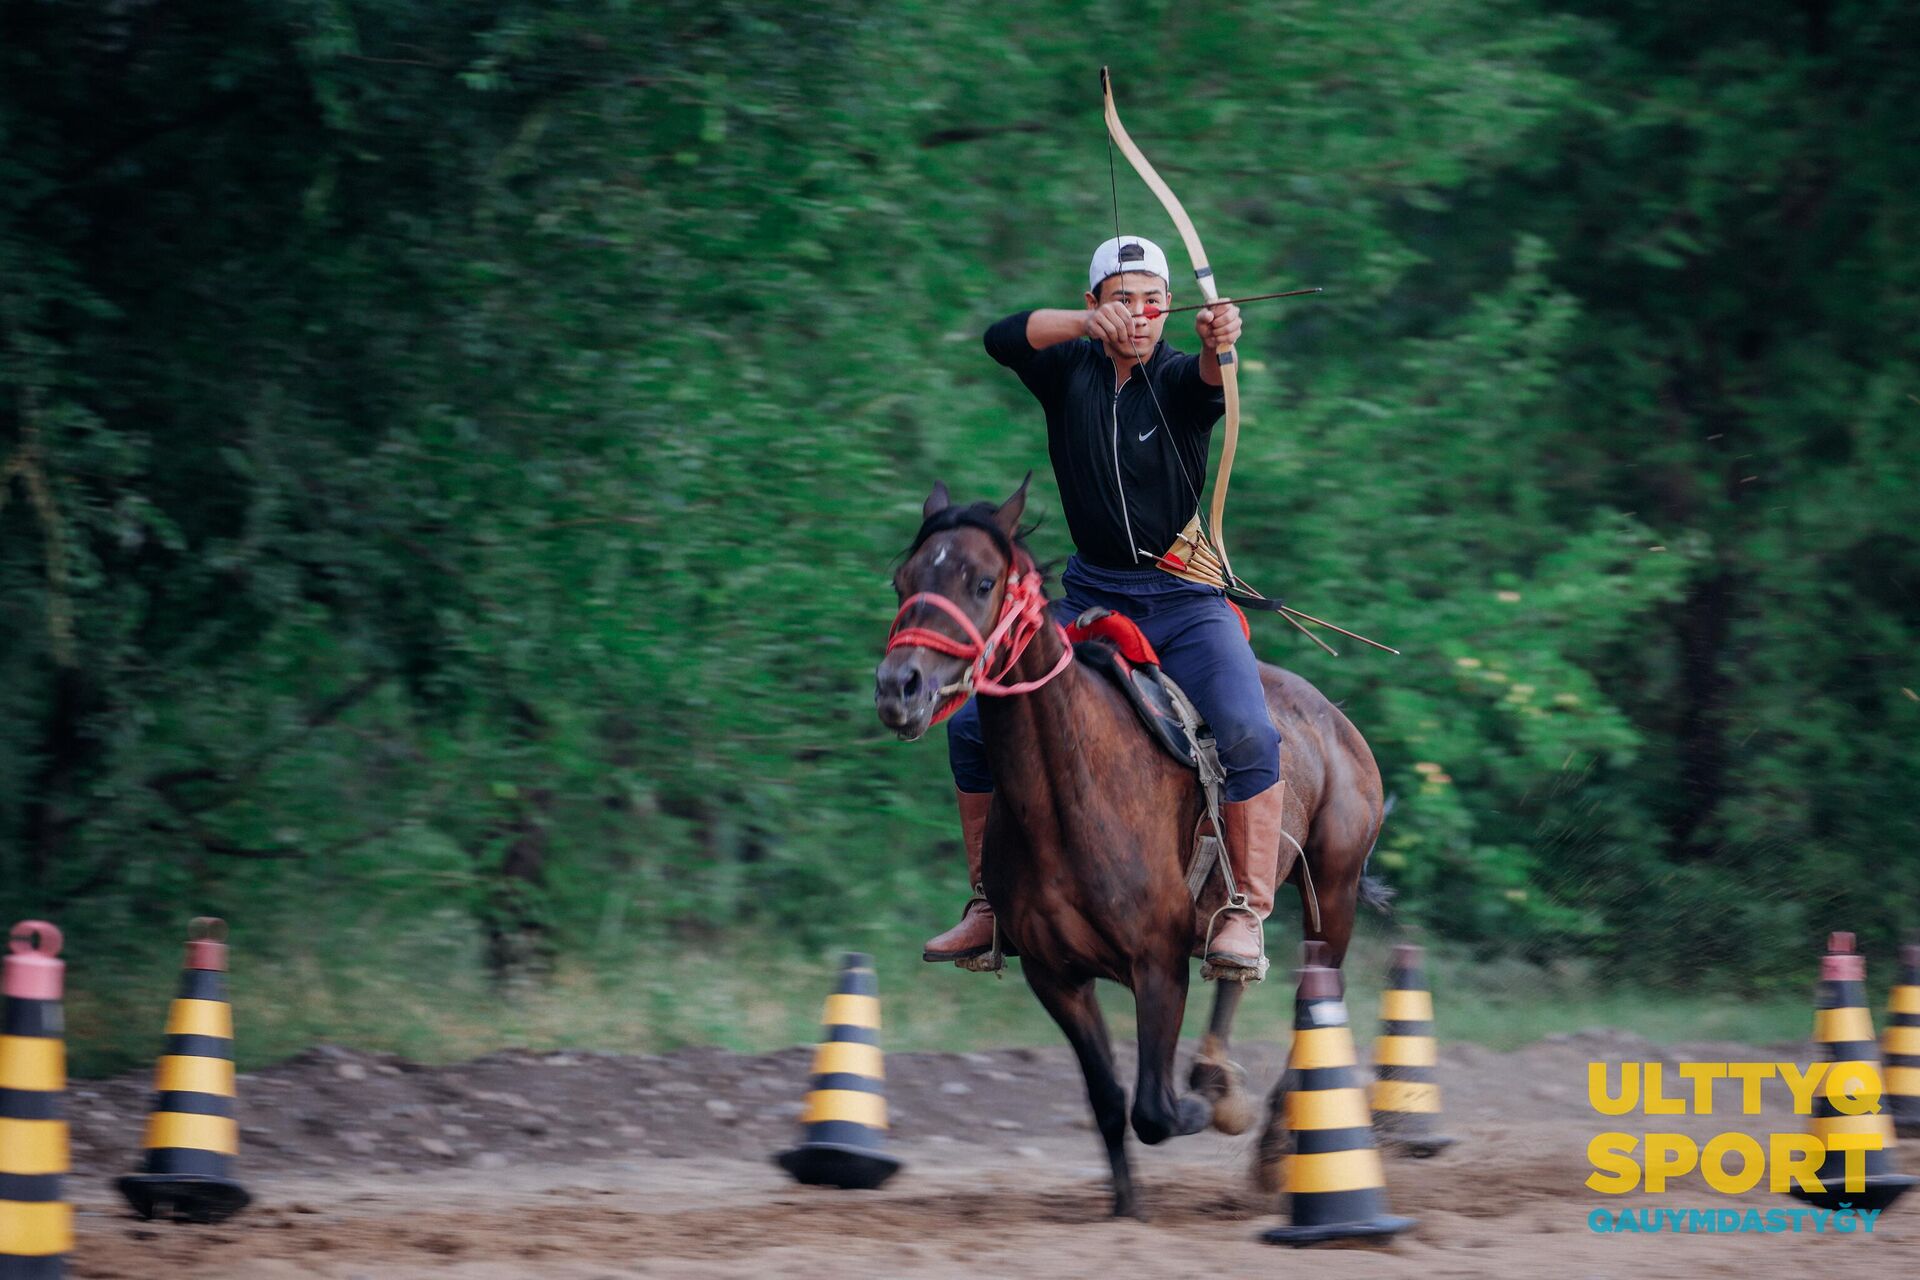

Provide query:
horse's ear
left=923, top=480, right=951, bottom=521
left=993, top=472, right=1031, bottom=539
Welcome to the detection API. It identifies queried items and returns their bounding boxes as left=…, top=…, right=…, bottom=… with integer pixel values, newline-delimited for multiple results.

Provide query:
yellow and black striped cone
left=1260, top=962, right=1414, bottom=1247
left=1788, top=932, right=1914, bottom=1213
left=1370, top=944, right=1455, bottom=1157
left=117, top=918, right=250, bottom=1223
left=2, top=921, right=69, bottom=1280
left=775, top=952, right=901, bottom=1190
left=1885, top=943, right=1920, bottom=1138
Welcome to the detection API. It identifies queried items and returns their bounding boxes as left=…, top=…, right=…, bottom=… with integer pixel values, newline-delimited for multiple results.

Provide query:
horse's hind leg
left=1300, top=834, right=1362, bottom=968
left=1023, top=962, right=1138, bottom=1218
left=1129, top=962, right=1212, bottom=1145
left=1189, top=979, right=1258, bottom=1134
left=1302, top=874, right=1356, bottom=967
left=1300, top=783, right=1387, bottom=969
left=1251, top=1051, right=1294, bottom=1194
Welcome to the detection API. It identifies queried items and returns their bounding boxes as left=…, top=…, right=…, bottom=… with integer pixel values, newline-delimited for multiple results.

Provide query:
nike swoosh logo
left=1138, top=427, right=1158, bottom=442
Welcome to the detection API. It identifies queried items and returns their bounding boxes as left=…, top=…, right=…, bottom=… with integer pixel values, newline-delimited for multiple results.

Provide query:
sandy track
left=61, top=1031, right=1919, bottom=1277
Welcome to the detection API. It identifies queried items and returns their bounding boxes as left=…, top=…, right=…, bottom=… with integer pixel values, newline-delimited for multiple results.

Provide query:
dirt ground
left=60, top=1027, right=1917, bottom=1277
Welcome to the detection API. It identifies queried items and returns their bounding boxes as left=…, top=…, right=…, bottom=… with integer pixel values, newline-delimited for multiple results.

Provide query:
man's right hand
left=1084, top=301, right=1149, bottom=357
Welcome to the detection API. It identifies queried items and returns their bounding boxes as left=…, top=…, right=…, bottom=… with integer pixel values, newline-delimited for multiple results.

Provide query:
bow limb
left=1101, top=67, right=1240, bottom=578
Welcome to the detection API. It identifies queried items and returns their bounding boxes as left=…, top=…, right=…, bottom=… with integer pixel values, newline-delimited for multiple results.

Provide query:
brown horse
left=875, top=480, right=1388, bottom=1218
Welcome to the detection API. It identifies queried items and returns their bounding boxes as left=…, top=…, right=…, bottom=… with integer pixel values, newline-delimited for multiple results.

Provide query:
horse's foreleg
left=1023, top=962, right=1137, bottom=1218
left=1129, top=962, right=1211, bottom=1145
left=1189, top=980, right=1258, bottom=1135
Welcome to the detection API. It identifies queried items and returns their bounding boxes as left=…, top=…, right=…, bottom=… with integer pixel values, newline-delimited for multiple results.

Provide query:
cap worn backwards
left=1088, top=236, right=1170, bottom=293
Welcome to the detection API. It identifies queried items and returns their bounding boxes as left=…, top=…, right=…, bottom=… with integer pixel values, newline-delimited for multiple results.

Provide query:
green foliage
left=2, top=0, right=1916, bottom=1060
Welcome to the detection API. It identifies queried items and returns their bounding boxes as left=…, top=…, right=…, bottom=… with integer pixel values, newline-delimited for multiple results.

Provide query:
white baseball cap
left=1088, top=236, right=1171, bottom=293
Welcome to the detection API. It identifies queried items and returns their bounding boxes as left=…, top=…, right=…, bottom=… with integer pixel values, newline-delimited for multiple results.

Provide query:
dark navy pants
left=947, top=556, right=1281, bottom=802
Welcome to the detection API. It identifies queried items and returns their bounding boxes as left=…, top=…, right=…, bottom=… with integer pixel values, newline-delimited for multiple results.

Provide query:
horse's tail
left=1357, top=793, right=1397, bottom=917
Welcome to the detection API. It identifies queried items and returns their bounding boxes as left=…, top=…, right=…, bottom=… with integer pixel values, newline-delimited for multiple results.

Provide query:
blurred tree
left=0, top=0, right=1912, bottom=1002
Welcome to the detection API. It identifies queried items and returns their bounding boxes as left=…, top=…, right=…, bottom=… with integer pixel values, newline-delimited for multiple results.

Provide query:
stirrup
left=1200, top=893, right=1269, bottom=984
left=952, top=883, right=1006, bottom=975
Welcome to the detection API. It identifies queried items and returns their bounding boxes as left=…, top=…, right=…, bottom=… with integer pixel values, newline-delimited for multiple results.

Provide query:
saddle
left=1064, top=610, right=1206, bottom=770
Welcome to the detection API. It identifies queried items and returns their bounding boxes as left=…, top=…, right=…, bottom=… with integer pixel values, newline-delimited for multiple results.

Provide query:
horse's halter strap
left=885, top=554, right=1073, bottom=726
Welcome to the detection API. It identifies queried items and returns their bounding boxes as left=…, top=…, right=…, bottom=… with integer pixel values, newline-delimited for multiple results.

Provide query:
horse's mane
left=905, top=502, right=1054, bottom=582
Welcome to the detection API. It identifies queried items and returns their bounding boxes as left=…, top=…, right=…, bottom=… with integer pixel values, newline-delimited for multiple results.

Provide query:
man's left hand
left=1194, top=302, right=1242, bottom=352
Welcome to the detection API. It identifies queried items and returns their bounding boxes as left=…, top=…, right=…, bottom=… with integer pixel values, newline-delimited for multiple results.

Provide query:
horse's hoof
left=1175, top=1094, right=1212, bottom=1136
left=1190, top=1056, right=1253, bottom=1134
left=1188, top=1054, right=1240, bottom=1093
left=1209, top=1087, right=1258, bottom=1136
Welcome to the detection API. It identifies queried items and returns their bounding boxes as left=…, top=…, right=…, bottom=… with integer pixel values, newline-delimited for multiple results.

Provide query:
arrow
left=1141, top=287, right=1323, bottom=320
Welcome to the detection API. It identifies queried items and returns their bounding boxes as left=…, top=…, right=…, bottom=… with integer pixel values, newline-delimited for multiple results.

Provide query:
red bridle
left=885, top=551, right=1074, bottom=726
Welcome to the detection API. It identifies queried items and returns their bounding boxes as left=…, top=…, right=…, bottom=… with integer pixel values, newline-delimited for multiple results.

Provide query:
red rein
left=885, top=563, right=1074, bottom=726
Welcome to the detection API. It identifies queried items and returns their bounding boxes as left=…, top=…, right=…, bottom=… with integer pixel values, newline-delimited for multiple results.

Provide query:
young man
left=925, top=235, right=1284, bottom=976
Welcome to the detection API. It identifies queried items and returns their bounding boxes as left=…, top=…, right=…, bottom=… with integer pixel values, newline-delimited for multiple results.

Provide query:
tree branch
left=139, top=674, right=389, bottom=818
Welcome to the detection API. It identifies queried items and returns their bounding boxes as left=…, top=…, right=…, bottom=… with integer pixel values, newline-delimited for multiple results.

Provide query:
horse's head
left=875, top=478, right=1030, bottom=741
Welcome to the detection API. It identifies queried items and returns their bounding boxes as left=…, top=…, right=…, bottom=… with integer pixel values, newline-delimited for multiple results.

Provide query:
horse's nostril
left=903, top=668, right=923, bottom=698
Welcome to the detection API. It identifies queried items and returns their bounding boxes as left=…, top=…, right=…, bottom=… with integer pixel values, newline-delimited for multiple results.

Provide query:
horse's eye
left=976, top=576, right=996, bottom=597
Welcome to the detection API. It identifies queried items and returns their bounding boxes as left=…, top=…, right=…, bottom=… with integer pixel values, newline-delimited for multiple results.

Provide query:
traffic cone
left=117, top=918, right=250, bottom=1223
left=1886, top=943, right=1920, bottom=1138
left=2, top=921, right=69, bottom=1280
left=1259, top=962, right=1414, bottom=1247
left=775, top=952, right=901, bottom=1190
left=1369, top=944, right=1455, bottom=1157
left=1787, top=932, right=1914, bottom=1213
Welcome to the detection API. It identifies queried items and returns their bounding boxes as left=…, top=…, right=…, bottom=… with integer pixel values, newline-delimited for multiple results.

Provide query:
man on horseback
left=925, top=234, right=1286, bottom=977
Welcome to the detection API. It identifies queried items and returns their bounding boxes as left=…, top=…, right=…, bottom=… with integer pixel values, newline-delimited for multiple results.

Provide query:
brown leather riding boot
left=922, top=789, right=996, bottom=962
left=1206, top=780, right=1286, bottom=974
